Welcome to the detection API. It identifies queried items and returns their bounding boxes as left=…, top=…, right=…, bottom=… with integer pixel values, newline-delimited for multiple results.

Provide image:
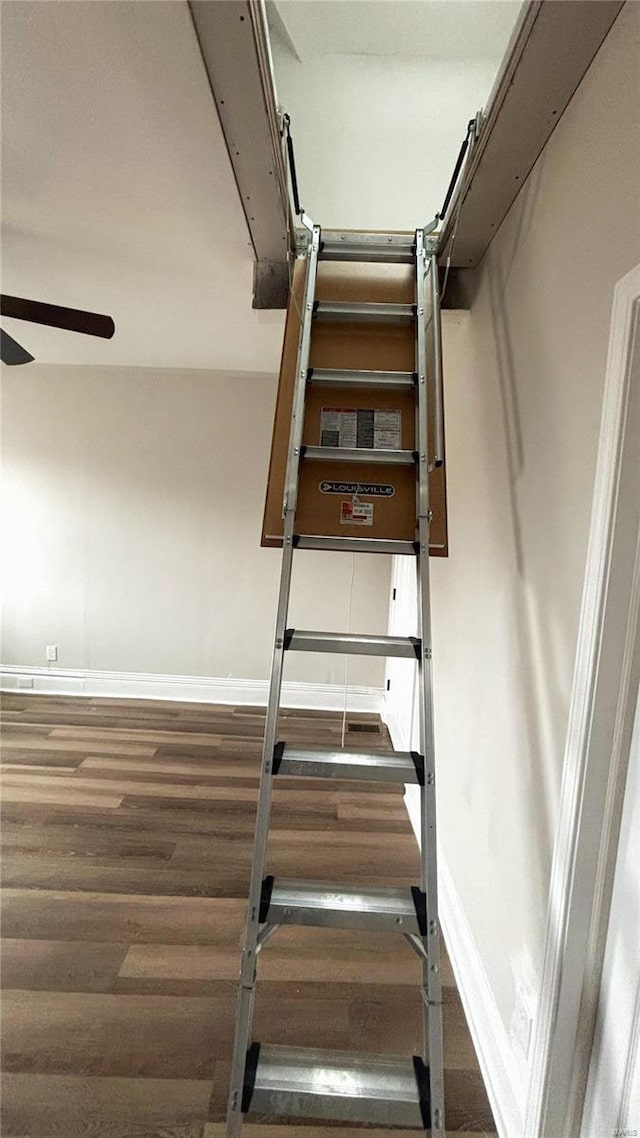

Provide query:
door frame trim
left=525, top=263, right=640, bottom=1137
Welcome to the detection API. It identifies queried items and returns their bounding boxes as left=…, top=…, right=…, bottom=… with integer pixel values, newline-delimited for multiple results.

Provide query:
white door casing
left=525, top=264, right=640, bottom=1138
left=581, top=686, right=640, bottom=1137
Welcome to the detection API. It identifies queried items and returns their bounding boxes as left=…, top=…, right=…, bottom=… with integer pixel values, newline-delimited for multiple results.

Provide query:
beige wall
left=399, top=0, right=639, bottom=1094
left=1, top=366, right=391, bottom=692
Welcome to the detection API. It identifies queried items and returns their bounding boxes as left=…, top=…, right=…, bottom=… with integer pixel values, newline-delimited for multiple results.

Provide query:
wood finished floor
left=0, top=694, right=496, bottom=1138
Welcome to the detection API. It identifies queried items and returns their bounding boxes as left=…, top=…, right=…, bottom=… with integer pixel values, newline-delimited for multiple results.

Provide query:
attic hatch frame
left=189, top=0, right=624, bottom=310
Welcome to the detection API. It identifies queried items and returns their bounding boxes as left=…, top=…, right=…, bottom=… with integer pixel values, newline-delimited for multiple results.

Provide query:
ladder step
left=274, top=743, right=424, bottom=785
left=307, top=367, right=416, bottom=390
left=302, top=445, right=416, bottom=466
left=314, top=300, right=415, bottom=324
left=294, top=535, right=418, bottom=555
left=243, top=1043, right=430, bottom=1126
left=260, top=878, right=426, bottom=934
left=320, top=234, right=416, bottom=264
left=283, top=629, right=420, bottom=658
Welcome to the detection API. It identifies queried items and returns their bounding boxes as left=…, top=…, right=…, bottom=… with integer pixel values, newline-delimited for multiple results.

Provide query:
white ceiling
left=269, top=0, right=521, bottom=232
left=273, top=0, right=522, bottom=61
left=0, top=1, right=285, bottom=372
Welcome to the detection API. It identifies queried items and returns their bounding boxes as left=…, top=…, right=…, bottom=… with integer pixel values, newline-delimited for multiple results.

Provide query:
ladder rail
left=415, top=235, right=445, bottom=1132
left=429, top=253, right=445, bottom=469
left=283, top=225, right=321, bottom=514
left=225, top=227, right=321, bottom=1137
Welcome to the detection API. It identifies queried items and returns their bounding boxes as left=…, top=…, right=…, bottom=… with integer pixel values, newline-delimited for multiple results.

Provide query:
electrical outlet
left=17, top=676, right=34, bottom=689
left=46, top=645, right=58, bottom=663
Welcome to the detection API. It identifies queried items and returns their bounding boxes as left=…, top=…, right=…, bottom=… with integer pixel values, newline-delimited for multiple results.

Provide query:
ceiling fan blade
left=0, top=328, right=35, bottom=366
left=0, top=295, right=115, bottom=339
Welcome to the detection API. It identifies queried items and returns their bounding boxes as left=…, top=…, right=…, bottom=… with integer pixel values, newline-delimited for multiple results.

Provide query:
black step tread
left=273, top=742, right=424, bottom=784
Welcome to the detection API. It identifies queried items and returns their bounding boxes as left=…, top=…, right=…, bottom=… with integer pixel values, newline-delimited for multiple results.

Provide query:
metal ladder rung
left=302, top=445, right=416, bottom=466
left=274, top=742, right=424, bottom=784
left=314, top=300, right=416, bottom=323
left=308, top=367, right=416, bottom=389
left=320, top=236, right=416, bottom=264
left=243, top=1043, right=430, bottom=1127
left=284, top=629, right=420, bottom=658
left=260, top=877, right=425, bottom=934
left=294, top=535, right=418, bottom=556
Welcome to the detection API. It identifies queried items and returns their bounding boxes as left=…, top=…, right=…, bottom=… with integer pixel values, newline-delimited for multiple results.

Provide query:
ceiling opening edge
left=188, top=0, right=291, bottom=309
left=438, top=0, right=625, bottom=275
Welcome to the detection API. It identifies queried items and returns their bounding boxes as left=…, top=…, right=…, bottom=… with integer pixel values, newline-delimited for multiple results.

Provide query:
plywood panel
left=262, top=254, right=448, bottom=553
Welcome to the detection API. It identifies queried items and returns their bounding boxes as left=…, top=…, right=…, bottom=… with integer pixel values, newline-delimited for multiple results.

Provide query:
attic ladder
left=225, top=221, right=445, bottom=1134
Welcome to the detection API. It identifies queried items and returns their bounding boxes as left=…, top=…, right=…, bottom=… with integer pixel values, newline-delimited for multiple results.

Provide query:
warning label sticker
left=340, top=500, right=374, bottom=526
left=320, top=480, right=395, bottom=498
left=320, top=408, right=401, bottom=450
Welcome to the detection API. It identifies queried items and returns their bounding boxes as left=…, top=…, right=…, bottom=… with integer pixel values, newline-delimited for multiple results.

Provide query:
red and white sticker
left=340, top=500, right=374, bottom=526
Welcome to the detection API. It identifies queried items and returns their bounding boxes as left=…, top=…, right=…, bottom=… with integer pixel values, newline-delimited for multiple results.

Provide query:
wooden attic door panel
left=261, top=257, right=448, bottom=554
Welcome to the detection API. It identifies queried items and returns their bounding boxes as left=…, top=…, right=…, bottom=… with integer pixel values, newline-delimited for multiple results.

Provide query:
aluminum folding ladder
left=225, top=221, right=445, bottom=1134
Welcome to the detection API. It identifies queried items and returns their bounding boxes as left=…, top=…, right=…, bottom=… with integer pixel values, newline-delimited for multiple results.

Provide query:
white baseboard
left=381, top=695, right=412, bottom=754
left=0, top=664, right=384, bottom=714
left=384, top=709, right=524, bottom=1138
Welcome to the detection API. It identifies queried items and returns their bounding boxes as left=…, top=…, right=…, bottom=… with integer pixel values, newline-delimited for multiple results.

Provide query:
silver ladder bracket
left=405, top=933, right=430, bottom=964
left=255, top=923, right=279, bottom=952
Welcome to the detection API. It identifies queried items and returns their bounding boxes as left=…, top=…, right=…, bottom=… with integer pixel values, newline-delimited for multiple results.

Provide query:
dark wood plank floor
left=0, top=694, right=496, bottom=1138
